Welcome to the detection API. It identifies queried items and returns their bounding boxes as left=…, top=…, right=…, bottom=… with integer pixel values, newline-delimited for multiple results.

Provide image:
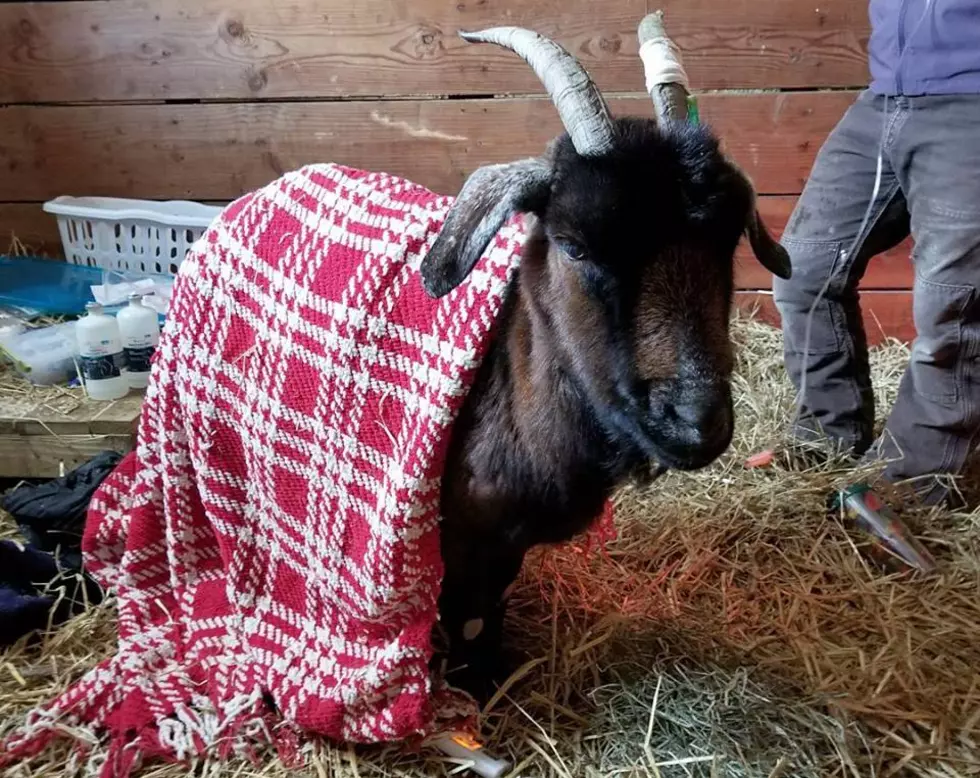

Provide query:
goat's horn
left=459, top=26, right=614, bottom=157
left=637, top=11, right=690, bottom=124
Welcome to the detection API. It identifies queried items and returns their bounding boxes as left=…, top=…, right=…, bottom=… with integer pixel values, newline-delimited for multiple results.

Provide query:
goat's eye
left=557, top=239, right=586, bottom=261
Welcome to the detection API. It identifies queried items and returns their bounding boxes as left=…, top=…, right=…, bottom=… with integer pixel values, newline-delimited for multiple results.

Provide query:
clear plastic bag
left=0, top=319, right=79, bottom=385
left=91, top=268, right=172, bottom=318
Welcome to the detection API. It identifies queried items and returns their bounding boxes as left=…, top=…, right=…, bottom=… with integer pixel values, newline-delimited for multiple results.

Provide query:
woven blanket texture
left=0, top=163, right=531, bottom=774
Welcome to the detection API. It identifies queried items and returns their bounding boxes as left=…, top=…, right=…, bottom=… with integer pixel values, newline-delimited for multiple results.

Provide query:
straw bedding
left=2, top=310, right=979, bottom=778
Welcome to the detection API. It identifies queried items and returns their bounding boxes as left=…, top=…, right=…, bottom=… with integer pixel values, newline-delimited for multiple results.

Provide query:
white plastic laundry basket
left=43, top=196, right=224, bottom=277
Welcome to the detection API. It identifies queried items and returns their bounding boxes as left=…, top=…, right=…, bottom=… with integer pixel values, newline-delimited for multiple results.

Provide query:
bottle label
left=80, top=351, right=127, bottom=381
left=124, top=345, right=156, bottom=373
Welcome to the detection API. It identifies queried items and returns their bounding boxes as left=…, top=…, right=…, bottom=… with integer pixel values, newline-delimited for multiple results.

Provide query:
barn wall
left=0, top=0, right=914, bottom=342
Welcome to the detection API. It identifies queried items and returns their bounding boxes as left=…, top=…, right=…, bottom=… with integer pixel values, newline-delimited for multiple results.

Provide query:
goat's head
left=420, top=26, right=790, bottom=472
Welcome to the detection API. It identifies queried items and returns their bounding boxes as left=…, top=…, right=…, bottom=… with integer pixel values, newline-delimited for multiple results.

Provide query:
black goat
left=418, top=25, right=791, bottom=699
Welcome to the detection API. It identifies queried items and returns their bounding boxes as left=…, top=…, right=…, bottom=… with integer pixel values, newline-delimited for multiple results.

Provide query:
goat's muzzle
left=644, top=380, right=734, bottom=470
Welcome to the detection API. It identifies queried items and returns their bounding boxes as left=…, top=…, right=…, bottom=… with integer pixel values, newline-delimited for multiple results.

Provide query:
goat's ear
left=730, top=163, right=792, bottom=280
left=746, top=207, right=792, bottom=280
left=420, top=157, right=552, bottom=298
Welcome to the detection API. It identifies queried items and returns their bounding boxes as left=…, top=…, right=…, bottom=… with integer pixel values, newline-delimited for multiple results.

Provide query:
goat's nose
left=669, top=401, right=730, bottom=446
left=672, top=399, right=723, bottom=431
left=659, top=382, right=733, bottom=447
left=645, top=379, right=733, bottom=469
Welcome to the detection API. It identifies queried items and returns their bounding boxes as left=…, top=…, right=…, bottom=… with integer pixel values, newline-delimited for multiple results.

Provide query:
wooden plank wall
left=0, top=0, right=914, bottom=342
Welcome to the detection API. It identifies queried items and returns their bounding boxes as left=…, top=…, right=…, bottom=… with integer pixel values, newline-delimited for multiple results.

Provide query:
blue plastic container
left=0, top=256, right=167, bottom=321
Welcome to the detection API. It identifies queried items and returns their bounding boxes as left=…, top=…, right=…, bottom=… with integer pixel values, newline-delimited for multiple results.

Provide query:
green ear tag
left=686, top=95, right=700, bottom=125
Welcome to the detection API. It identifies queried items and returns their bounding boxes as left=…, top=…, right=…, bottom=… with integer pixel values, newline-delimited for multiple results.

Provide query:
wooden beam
left=0, top=0, right=871, bottom=104
left=0, top=91, right=855, bottom=202
left=0, top=390, right=143, bottom=437
left=0, top=385, right=142, bottom=478
left=0, top=433, right=133, bottom=479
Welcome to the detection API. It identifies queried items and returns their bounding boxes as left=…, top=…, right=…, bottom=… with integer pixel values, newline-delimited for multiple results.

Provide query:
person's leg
left=867, top=95, right=980, bottom=505
left=774, top=90, right=910, bottom=457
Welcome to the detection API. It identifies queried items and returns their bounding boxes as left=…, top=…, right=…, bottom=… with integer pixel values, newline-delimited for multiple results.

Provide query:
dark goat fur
left=430, top=118, right=784, bottom=698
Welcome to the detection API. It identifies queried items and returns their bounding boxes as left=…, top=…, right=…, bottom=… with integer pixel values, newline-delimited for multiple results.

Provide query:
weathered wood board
left=0, top=0, right=915, bottom=342
left=0, top=92, right=857, bottom=202
left=0, top=385, right=143, bottom=479
left=0, top=0, right=871, bottom=103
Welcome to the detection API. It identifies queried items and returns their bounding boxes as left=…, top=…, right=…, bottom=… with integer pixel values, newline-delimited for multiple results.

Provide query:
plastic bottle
left=830, top=482, right=937, bottom=573
left=117, top=293, right=160, bottom=389
left=75, top=302, right=129, bottom=400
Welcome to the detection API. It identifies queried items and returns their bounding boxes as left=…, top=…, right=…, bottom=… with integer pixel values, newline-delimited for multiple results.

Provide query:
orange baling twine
left=572, top=499, right=619, bottom=556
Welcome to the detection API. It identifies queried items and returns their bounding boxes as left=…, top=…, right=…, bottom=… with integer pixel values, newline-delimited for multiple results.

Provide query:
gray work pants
left=773, top=90, right=980, bottom=503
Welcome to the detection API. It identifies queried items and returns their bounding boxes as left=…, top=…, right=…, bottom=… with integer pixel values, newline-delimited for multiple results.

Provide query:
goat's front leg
left=436, top=520, right=526, bottom=703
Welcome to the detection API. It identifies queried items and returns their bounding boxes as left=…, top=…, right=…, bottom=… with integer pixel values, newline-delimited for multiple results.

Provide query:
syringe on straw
left=428, top=731, right=512, bottom=778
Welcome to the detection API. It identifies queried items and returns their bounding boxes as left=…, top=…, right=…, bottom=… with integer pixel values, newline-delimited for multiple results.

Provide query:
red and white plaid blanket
left=1, top=164, right=531, bottom=774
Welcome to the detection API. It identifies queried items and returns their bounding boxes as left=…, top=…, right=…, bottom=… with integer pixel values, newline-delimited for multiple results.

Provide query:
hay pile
left=3, top=312, right=980, bottom=778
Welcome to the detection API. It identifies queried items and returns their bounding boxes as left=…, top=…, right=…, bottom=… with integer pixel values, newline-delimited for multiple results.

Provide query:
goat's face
left=419, top=26, right=791, bottom=473
left=528, top=118, right=752, bottom=470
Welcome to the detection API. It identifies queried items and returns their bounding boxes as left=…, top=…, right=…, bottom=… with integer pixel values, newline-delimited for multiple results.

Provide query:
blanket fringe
left=2, top=676, right=482, bottom=776
left=1, top=690, right=304, bottom=778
